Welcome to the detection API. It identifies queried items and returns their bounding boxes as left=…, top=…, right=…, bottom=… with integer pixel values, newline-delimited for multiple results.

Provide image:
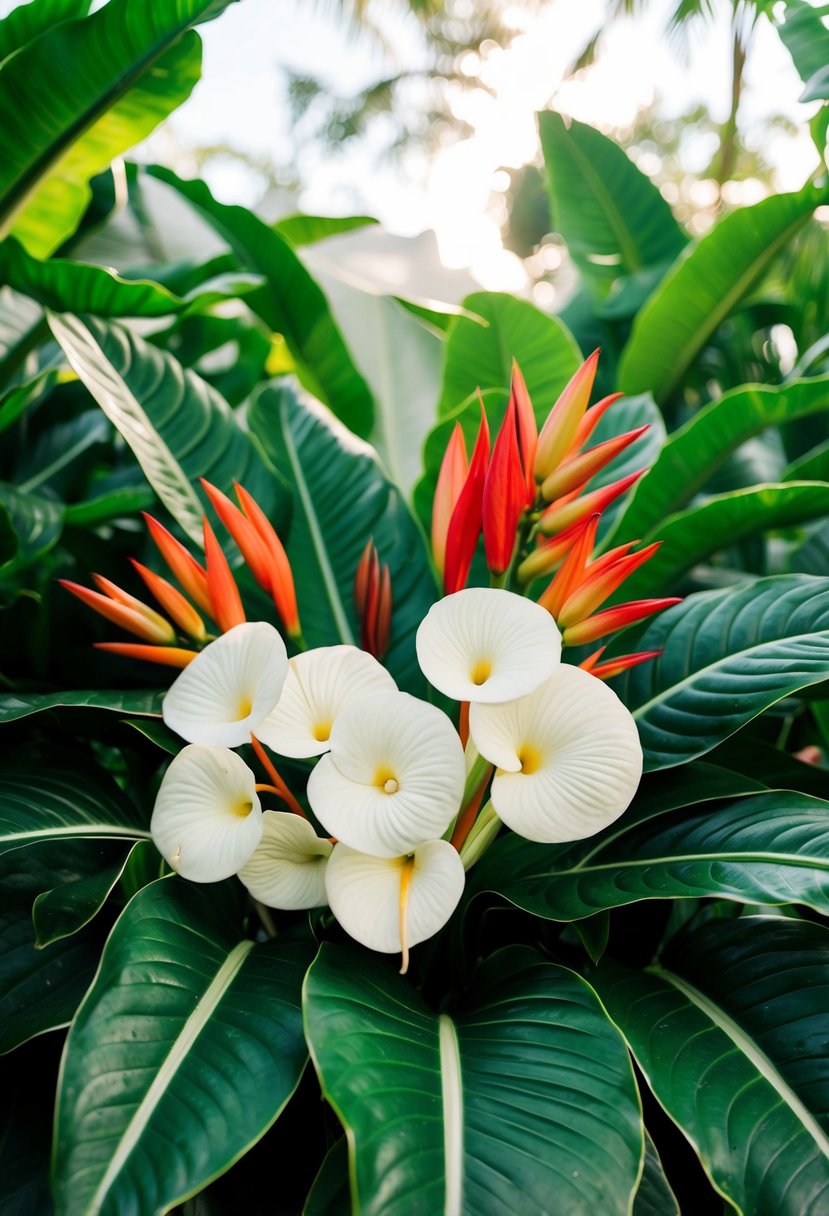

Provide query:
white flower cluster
left=151, top=589, right=642, bottom=963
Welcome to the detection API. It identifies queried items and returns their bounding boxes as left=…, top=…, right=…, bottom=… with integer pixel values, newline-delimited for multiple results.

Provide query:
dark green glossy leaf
left=53, top=879, right=313, bottom=1216
left=784, top=436, right=829, bottom=483
left=616, top=482, right=829, bottom=600
left=610, top=375, right=829, bottom=546
left=249, top=383, right=436, bottom=696
left=593, top=919, right=829, bottom=1214
left=303, top=1139, right=350, bottom=1216
left=274, top=213, right=378, bottom=246
left=32, top=839, right=150, bottom=947
left=0, top=838, right=116, bottom=1053
left=613, top=576, right=829, bottom=769
left=0, top=367, right=60, bottom=435
left=148, top=167, right=375, bottom=439
left=304, top=943, right=642, bottom=1216
left=0, top=752, right=148, bottom=856
left=538, top=111, right=686, bottom=293
left=0, top=687, right=162, bottom=723
left=633, top=1135, right=680, bottom=1216
left=48, top=312, right=282, bottom=544
left=0, top=0, right=226, bottom=254
left=62, top=483, right=156, bottom=527
left=618, top=182, right=829, bottom=402
left=0, top=480, right=63, bottom=572
left=479, top=789, right=829, bottom=921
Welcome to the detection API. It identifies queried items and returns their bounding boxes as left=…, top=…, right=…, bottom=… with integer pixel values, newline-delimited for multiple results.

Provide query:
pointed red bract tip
left=354, top=539, right=392, bottom=659
left=539, top=468, right=645, bottom=537
left=443, top=400, right=490, bottom=594
left=60, top=578, right=176, bottom=644
left=562, top=598, right=681, bottom=646
left=482, top=390, right=526, bottom=576
left=203, top=517, right=245, bottom=633
left=533, top=350, right=600, bottom=483
left=432, top=423, right=468, bottom=580
left=142, top=513, right=212, bottom=618
left=129, top=558, right=206, bottom=642
left=234, top=482, right=300, bottom=638
left=510, top=360, right=538, bottom=501
left=588, top=649, right=663, bottom=681
left=537, top=513, right=600, bottom=619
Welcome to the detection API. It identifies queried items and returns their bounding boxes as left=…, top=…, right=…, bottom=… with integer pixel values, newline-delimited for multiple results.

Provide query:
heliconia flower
left=510, top=360, right=538, bottom=501
left=162, top=621, right=288, bottom=747
left=201, top=478, right=301, bottom=639
left=256, top=644, right=397, bottom=758
left=562, top=598, right=681, bottom=646
left=580, top=647, right=663, bottom=681
left=325, top=839, right=465, bottom=971
left=567, top=391, right=624, bottom=455
left=306, top=691, right=466, bottom=857
left=203, top=516, right=245, bottom=633
left=557, top=542, right=661, bottom=628
left=129, top=559, right=206, bottom=641
left=237, top=810, right=332, bottom=909
left=469, top=663, right=642, bottom=843
left=540, top=425, right=649, bottom=503
left=516, top=516, right=589, bottom=584
left=59, top=577, right=176, bottom=644
left=538, top=468, right=645, bottom=537
left=537, top=515, right=600, bottom=620
left=443, top=401, right=490, bottom=595
left=150, top=744, right=263, bottom=882
left=354, top=539, right=392, bottom=659
left=94, top=642, right=197, bottom=668
left=533, top=350, right=599, bottom=483
left=416, top=587, right=561, bottom=703
left=432, top=422, right=468, bottom=580
left=482, top=387, right=527, bottom=576
left=143, top=513, right=212, bottom=618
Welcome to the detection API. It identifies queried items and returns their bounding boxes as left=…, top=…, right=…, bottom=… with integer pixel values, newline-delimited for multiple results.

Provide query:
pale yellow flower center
left=374, top=766, right=400, bottom=794
left=231, top=798, right=254, bottom=818
left=517, top=744, right=542, bottom=775
left=235, top=695, right=253, bottom=720
left=470, top=658, right=492, bottom=685
left=312, top=720, right=332, bottom=742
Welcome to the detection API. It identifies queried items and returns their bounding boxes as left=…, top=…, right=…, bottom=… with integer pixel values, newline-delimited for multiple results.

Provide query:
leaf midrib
left=655, top=967, right=829, bottom=1159
left=517, top=845, right=829, bottom=884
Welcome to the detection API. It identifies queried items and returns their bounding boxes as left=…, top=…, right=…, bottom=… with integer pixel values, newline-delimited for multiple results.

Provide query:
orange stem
left=250, top=735, right=308, bottom=820
left=450, top=766, right=492, bottom=852
left=459, top=700, right=470, bottom=748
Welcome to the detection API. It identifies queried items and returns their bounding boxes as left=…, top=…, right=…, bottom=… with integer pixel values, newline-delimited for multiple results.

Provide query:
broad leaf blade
left=304, top=943, right=643, bottom=1216
left=53, top=879, right=313, bottom=1216
left=48, top=312, right=282, bottom=544
left=0, top=688, right=162, bottom=724
left=615, top=575, right=829, bottom=770
left=249, top=383, right=437, bottom=696
left=538, top=111, right=686, bottom=293
left=618, top=183, right=829, bottom=403
left=634, top=1135, right=680, bottom=1216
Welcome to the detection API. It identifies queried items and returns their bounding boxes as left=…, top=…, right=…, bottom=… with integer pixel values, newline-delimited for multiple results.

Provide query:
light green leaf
left=538, top=111, right=686, bottom=293
left=613, top=575, right=829, bottom=769
left=249, top=383, right=437, bottom=696
left=615, top=482, right=829, bottom=600
left=274, top=212, right=378, bottom=246
left=783, top=435, right=829, bottom=483
left=593, top=917, right=829, bottom=1214
left=52, top=879, right=313, bottom=1216
left=48, top=312, right=282, bottom=544
left=609, top=376, right=829, bottom=546
left=0, top=0, right=91, bottom=69
left=0, top=0, right=235, bottom=255
left=148, top=167, right=376, bottom=439
left=304, top=943, right=643, bottom=1216
left=776, top=0, right=829, bottom=97
left=618, top=182, right=829, bottom=403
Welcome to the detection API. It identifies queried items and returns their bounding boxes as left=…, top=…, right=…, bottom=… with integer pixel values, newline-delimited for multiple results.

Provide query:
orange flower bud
left=143, top=513, right=212, bottom=618
left=539, top=469, right=645, bottom=536
left=533, top=350, right=599, bottom=483
left=444, top=401, right=490, bottom=595
left=482, top=391, right=527, bottom=576
left=94, top=643, right=197, bottom=668
left=562, top=598, right=681, bottom=646
left=61, top=578, right=176, bottom=644
left=432, top=423, right=468, bottom=580
left=129, top=559, right=206, bottom=641
left=234, top=482, right=301, bottom=639
left=541, top=425, right=649, bottom=503
left=203, top=517, right=245, bottom=633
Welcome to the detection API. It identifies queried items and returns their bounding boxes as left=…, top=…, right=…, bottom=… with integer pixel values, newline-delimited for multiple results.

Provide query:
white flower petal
left=238, top=810, right=332, bottom=909
left=256, top=645, right=397, bottom=758
left=151, top=744, right=263, bottom=882
left=306, top=691, right=465, bottom=857
left=469, top=663, right=642, bottom=843
left=416, top=588, right=561, bottom=704
left=163, top=622, right=288, bottom=747
left=325, top=840, right=465, bottom=955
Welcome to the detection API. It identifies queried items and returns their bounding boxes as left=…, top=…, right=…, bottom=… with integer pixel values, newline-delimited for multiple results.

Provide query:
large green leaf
left=618, top=182, right=829, bottom=403
left=610, top=376, right=829, bottom=546
left=633, top=1135, right=680, bottom=1216
left=0, top=0, right=234, bottom=255
left=437, top=290, right=581, bottom=416
left=0, top=753, right=148, bottom=856
left=0, top=480, right=63, bottom=574
left=48, top=312, right=282, bottom=544
left=0, top=0, right=90, bottom=69
left=0, top=688, right=162, bottom=724
left=52, top=879, right=313, bottom=1216
left=274, top=212, right=378, bottom=247
left=0, top=236, right=186, bottom=316
left=249, top=383, right=437, bottom=696
left=776, top=0, right=829, bottom=99
left=593, top=918, right=829, bottom=1214
left=478, top=789, right=829, bottom=921
left=538, top=112, right=686, bottom=294
left=303, top=943, right=643, bottom=1216
left=615, top=482, right=829, bottom=599
left=0, top=838, right=115, bottom=1053
left=613, top=575, right=829, bottom=769
left=33, top=839, right=151, bottom=948
left=148, top=167, right=375, bottom=439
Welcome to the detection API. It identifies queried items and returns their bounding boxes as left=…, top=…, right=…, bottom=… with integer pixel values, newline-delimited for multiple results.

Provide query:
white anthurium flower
left=237, top=810, right=332, bottom=909
left=325, top=839, right=465, bottom=970
left=256, top=644, right=397, bottom=758
left=415, top=587, right=561, bottom=704
left=163, top=621, right=288, bottom=747
left=307, top=691, right=465, bottom=858
left=151, top=744, right=263, bottom=882
left=469, top=663, right=643, bottom=844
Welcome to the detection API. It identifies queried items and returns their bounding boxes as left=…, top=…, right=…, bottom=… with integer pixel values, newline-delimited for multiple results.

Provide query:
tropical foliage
left=2, top=1, right=829, bottom=1213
